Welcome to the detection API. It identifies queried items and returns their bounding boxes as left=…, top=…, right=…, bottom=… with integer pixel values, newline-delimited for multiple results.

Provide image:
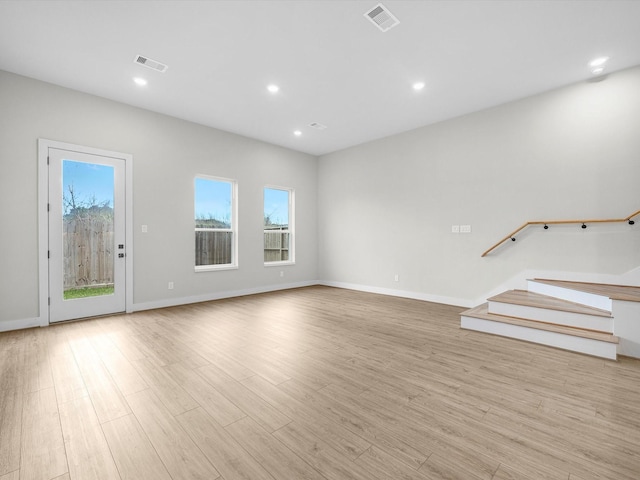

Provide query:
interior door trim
left=38, top=139, right=134, bottom=326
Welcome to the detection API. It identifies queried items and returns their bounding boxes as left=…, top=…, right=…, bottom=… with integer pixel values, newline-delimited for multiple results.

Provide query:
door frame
left=38, top=139, right=134, bottom=326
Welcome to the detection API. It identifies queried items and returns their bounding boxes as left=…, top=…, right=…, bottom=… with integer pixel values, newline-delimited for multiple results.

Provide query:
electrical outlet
left=142, top=224, right=148, bottom=233
left=168, top=282, right=174, bottom=290
left=460, top=225, right=472, bottom=233
left=394, top=274, right=399, bottom=282
left=280, top=271, right=284, bottom=277
left=451, top=225, right=460, bottom=233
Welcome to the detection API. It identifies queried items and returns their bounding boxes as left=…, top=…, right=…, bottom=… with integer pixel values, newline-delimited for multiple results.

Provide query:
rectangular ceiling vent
left=364, top=3, right=399, bottom=32
left=309, top=122, right=327, bottom=130
left=134, top=55, right=168, bottom=73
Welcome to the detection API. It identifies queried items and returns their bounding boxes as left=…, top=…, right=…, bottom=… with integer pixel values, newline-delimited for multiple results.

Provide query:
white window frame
left=263, top=185, right=295, bottom=266
left=194, top=175, right=238, bottom=272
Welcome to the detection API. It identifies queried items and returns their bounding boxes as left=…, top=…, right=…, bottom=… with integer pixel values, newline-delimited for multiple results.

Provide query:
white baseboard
left=319, top=280, right=473, bottom=308
left=0, top=317, right=41, bottom=333
left=132, top=281, right=319, bottom=312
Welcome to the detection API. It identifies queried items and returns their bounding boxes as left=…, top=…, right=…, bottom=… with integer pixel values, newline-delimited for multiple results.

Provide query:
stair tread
left=532, top=279, right=640, bottom=303
left=461, top=304, right=619, bottom=344
left=488, top=290, right=612, bottom=317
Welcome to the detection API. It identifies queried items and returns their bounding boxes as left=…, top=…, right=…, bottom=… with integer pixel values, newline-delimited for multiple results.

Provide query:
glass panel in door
left=62, top=160, right=115, bottom=299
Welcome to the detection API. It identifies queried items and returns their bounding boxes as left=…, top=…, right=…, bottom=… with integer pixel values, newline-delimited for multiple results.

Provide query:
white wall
left=2, top=64, right=639, bottom=330
left=0, top=70, right=318, bottom=328
left=318, top=66, right=640, bottom=306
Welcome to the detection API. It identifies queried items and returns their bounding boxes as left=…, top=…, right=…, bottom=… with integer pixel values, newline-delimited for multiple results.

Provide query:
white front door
left=48, top=147, right=126, bottom=322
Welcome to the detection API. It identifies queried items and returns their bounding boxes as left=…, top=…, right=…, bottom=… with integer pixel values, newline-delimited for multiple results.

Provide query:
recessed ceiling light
left=293, top=130, right=302, bottom=136
left=133, top=77, right=147, bottom=86
left=591, top=66, right=606, bottom=75
left=413, top=82, right=425, bottom=91
left=589, top=56, right=609, bottom=68
left=267, top=84, right=279, bottom=93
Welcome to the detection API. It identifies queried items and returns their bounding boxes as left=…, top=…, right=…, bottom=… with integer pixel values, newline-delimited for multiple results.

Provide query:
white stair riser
left=527, top=281, right=612, bottom=311
left=461, top=316, right=617, bottom=360
left=613, top=300, right=640, bottom=358
left=487, top=301, right=613, bottom=333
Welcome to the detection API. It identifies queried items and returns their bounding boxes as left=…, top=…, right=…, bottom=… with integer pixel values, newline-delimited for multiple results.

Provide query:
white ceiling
left=1, top=1, right=639, bottom=156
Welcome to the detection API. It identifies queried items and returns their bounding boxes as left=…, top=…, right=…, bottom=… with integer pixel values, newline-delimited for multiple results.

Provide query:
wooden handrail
left=482, top=208, right=640, bottom=257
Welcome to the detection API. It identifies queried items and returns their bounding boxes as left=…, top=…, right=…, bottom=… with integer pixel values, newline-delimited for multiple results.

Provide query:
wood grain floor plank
left=353, top=447, right=434, bottom=480
left=323, top=382, right=442, bottom=455
left=224, top=416, right=325, bottom=480
left=131, top=328, right=209, bottom=369
left=163, top=362, right=246, bottom=427
left=101, top=414, right=172, bottom=480
left=279, top=378, right=430, bottom=469
left=20, top=387, right=67, bottom=480
left=176, top=407, right=276, bottom=480
left=0, top=339, right=23, bottom=476
left=420, top=450, right=492, bottom=480
left=58, top=395, right=121, bottom=480
left=0, top=470, right=19, bottom=480
left=50, top=352, right=88, bottom=406
left=126, top=389, right=220, bottom=480
left=196, top=364, right=291, bottom=432
left=273, top=420, right=374, bottom=480
left=20, top=328, right=54, bottom=394
left=130, top=357, right=199, bottom=416
left=67, top=337, right=131, bottom=424
left=492, top=464, right=538, bottom=480
left=87, top=333, right=148, bottom=396
left=185, top=340, right=255, bottom=381
left=240, top=374, right=371, bottom=460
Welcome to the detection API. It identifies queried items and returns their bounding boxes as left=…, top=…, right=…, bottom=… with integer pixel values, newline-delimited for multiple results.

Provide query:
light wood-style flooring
left=1, top=285, right=639, bottom=480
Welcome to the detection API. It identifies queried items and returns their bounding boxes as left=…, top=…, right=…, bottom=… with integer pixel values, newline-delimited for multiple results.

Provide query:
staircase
left=461, top=279, right=640, bottom=360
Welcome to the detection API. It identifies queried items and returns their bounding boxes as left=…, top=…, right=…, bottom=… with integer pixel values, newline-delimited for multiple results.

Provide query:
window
left=264, top=186, right=294, bottom=264
left=195, top=176, right=237, bottom=270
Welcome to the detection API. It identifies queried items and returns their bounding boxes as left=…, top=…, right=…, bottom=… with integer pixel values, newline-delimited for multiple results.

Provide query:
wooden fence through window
left=195, top=230, right=233, bottom=265
left=264, top=228, right=289, bottom=262
left=63, top=216, right=114, bottom=289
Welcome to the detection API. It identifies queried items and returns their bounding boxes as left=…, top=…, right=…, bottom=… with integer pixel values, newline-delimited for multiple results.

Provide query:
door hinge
left=48, top=297, right=50, bottom=306
left=47, top=203, right=50, bottom=212
left=47, top=156, right=50, bottom=165
left=48, top=250, right=50, bottom=259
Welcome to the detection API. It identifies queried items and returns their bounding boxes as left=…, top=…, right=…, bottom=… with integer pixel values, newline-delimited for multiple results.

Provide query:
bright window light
left=412, top=82, right=425, bottom=91
left=267, top=84, right=279, bottom=93
left=293, top=130, right=302, bottom=136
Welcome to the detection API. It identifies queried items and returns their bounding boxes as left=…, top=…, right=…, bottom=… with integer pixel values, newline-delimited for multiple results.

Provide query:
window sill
left=264, top=261, right=295, bottom=267
left=195, top=264, right=238, bottom=273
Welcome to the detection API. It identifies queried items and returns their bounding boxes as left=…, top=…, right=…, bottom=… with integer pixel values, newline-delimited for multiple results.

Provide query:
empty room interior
left=1, top=1, right=640, bottom=480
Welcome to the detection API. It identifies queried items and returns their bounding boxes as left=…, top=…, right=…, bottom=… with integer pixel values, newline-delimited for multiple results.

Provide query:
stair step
left=488, top=290, right=614, bottom=332
left=461, top=304, right=618, bottom=360
left=532, top=279, right=640, bottom=303
left=488, top=290, right=611, bottom=316
left=461, top=304, right=618, bottom=342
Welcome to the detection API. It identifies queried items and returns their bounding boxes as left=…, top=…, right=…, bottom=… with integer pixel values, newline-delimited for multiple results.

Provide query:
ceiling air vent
left=134, top=55, right=168, bottom=73
left=309, top=122, right=327, bottom=130
left=364, top=3, right=399, bottom=32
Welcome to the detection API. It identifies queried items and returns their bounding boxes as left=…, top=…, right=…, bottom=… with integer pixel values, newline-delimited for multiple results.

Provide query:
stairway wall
left=318, top=66, right=640, bottom=306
